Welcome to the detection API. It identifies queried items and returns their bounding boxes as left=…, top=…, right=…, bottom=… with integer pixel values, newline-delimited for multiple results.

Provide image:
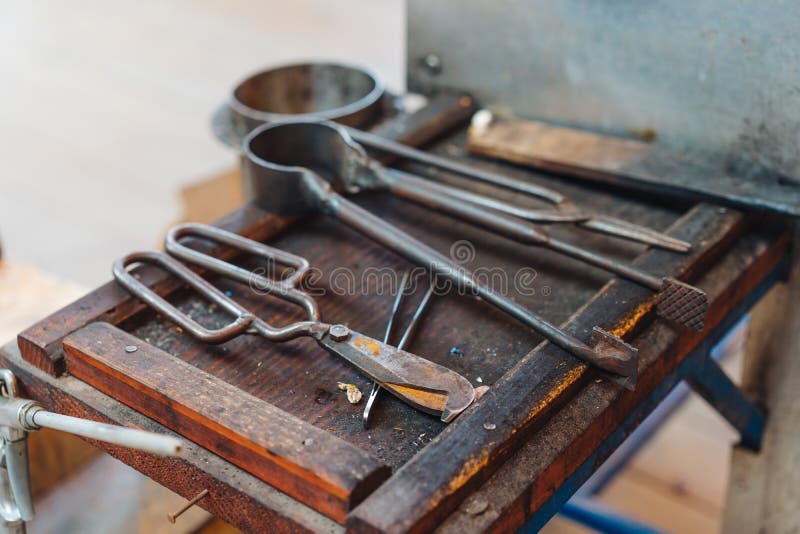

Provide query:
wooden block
left=468, top=119, right=649, bottom=177
left=62, top=322, right=390, bottom=523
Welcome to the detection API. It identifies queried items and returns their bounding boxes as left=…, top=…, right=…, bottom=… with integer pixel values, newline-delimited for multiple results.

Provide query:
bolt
left=328, top=324, right=350, bottom=342
left=465, top=497, right=489, bottom=516
left=421, top=53, right=443, bottom=75
left=124, top=345, right=138, bottom=353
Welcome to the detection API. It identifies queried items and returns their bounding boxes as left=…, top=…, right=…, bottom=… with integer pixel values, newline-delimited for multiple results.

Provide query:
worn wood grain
left=63, top=322, right=389, bottom=523
left=467, top=118, right=800, bottom=217
left=347, top=205, right=750, bottom=533
left=436, top=221, right=788, bottom=534
left=0, top=340, right=341, bottom=534
left=723, top=226, right=800, bottom=533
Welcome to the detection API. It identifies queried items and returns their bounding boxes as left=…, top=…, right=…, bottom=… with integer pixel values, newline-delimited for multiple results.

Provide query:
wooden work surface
left=5, top=96, right=790, bottom=533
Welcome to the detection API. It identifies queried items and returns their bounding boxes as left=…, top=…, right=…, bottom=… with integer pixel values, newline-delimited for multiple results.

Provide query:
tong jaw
left=591, top=327, right=638, bottom=390
left=657, top=278, right=708, bottom=331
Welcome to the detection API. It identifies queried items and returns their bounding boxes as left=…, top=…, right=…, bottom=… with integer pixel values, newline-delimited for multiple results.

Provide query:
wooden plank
left=723, top=226, right=800, bottom=532
left=62, top=322, right=390, bottom=524
left=434, top=222, right=788, bottom=533
left=468, top=119, right=650, bottom=177
left=467, top=118, right=800, bottom=217
left=347, top=205, right=751, bottom=533
left=0, top=340, right=341, bottom=534
left=17, top=92, right=474, bottom=377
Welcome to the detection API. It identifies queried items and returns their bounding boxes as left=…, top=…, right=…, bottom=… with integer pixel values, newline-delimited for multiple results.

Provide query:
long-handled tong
left=363, top=272, right=436, bottom=428
left=241, top=123, right=639, bottom=387
left=112, top=223, right=478, bottom=423
left=346, top=127, right=692, bottom=252
left=243, top=120, right=708, bottom=332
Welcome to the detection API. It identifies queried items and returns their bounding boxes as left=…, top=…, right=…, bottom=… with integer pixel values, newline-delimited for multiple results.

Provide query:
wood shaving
left=337, top=382, right=362, bottom=404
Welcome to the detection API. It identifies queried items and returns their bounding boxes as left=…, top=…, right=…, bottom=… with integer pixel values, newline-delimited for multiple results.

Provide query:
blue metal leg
left=522, top=261, right=785, bottom=532
left=686, top=356, right=764, bottom=451
left=560, top=497, right=665, bottom=534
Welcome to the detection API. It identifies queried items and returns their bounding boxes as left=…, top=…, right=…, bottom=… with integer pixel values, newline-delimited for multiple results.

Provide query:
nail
left=167, top=489, right=209, bottom=523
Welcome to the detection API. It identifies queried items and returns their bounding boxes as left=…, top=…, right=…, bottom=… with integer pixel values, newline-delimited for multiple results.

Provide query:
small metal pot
left=214, top=62, right=385, bottom=148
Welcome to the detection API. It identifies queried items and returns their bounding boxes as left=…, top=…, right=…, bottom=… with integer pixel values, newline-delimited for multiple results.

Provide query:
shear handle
left=166, top=223, right=319, bottom=321
left=113, top=251, right=254, bottom=344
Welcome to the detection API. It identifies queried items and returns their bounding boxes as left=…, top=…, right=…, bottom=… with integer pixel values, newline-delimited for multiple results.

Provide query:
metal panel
left=407, top=1, right=800, bottom=178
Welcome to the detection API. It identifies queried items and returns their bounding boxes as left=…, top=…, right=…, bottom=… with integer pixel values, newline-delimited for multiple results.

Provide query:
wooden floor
left=0, top=3, right=759, bottom=532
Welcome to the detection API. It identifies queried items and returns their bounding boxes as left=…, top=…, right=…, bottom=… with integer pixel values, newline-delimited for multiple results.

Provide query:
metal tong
left=363, top=272, right=435, bottom=428
left=344, top=126, right=692, bottom=253
left=112, top=223, right=477, bottom=423
left=242, top=123, right=638, bottom=387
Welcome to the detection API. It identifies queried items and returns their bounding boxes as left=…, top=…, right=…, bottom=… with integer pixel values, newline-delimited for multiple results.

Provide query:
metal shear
left=112, top=223, right=477, bottom=423
left=242, top=120, right=707, bottom=332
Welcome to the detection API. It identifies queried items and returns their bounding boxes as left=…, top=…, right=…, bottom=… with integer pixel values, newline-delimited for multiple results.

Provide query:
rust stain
left=354, top=337, right=380, bottom=356
left=524, top=365, right=585, bottom=425
left=608, top=298, right=656, bottom=338
left=443, top=451, right=491, bottom=498
left=387, top=384, right=447, bottom=412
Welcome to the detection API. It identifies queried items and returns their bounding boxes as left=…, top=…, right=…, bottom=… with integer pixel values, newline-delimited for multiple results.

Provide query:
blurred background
left=0, top=0, right=404, bottom=285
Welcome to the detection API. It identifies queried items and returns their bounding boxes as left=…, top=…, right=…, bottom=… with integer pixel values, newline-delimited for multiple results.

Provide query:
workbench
left=3, top=95, right=789, bottom=533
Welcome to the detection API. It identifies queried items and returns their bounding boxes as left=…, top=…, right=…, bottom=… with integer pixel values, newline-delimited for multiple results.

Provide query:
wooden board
left=63, top=322, right=390, bottom=523
left=723, top=226, right=800, bottom=532
left=434, top=218, right=789, bottom=533
left=346, top=204, right=753, bottom=533
left=467, top=118, right=800, bottom=217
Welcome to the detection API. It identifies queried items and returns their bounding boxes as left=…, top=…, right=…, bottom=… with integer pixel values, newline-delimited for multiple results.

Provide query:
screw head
left=124, top=345, right=138, bottom=353
left=328, top=324, right=350, bottom=342
left=421, top=53, right=443, bottom=75
left=483, top=422, right=496, bottom=431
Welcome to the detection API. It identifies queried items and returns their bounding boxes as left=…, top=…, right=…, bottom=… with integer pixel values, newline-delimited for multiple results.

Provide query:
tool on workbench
left=112, top=223, right=477, bottom=423
left=243, top=120, right=708, bottom=331
left=215, top=61, right=386, bottom=147
left=241, top=123, right=639, bottom=387
left=349, top=126, right=692, bottom=252
left=222, top=72, right=689, bottom=252
left=363, top=272, right=435, bottom=428
left=0, top=369, right=182, bottom=532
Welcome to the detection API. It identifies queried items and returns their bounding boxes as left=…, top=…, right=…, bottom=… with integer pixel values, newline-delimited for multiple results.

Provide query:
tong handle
left=166, top=223, right=319, bottom=321
left=113, top=251, right=254, bottom=344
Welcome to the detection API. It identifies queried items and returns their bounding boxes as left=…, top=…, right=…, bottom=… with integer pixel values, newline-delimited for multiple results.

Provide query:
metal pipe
left=28, top=409, right=183, bottom=457
left=348, top=127, right=568, bottom=204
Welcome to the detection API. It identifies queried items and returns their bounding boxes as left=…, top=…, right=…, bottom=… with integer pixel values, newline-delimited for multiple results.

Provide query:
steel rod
left=29, top=409, right=183, bottom=457
left=325, top=194, right=633, bottom=376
